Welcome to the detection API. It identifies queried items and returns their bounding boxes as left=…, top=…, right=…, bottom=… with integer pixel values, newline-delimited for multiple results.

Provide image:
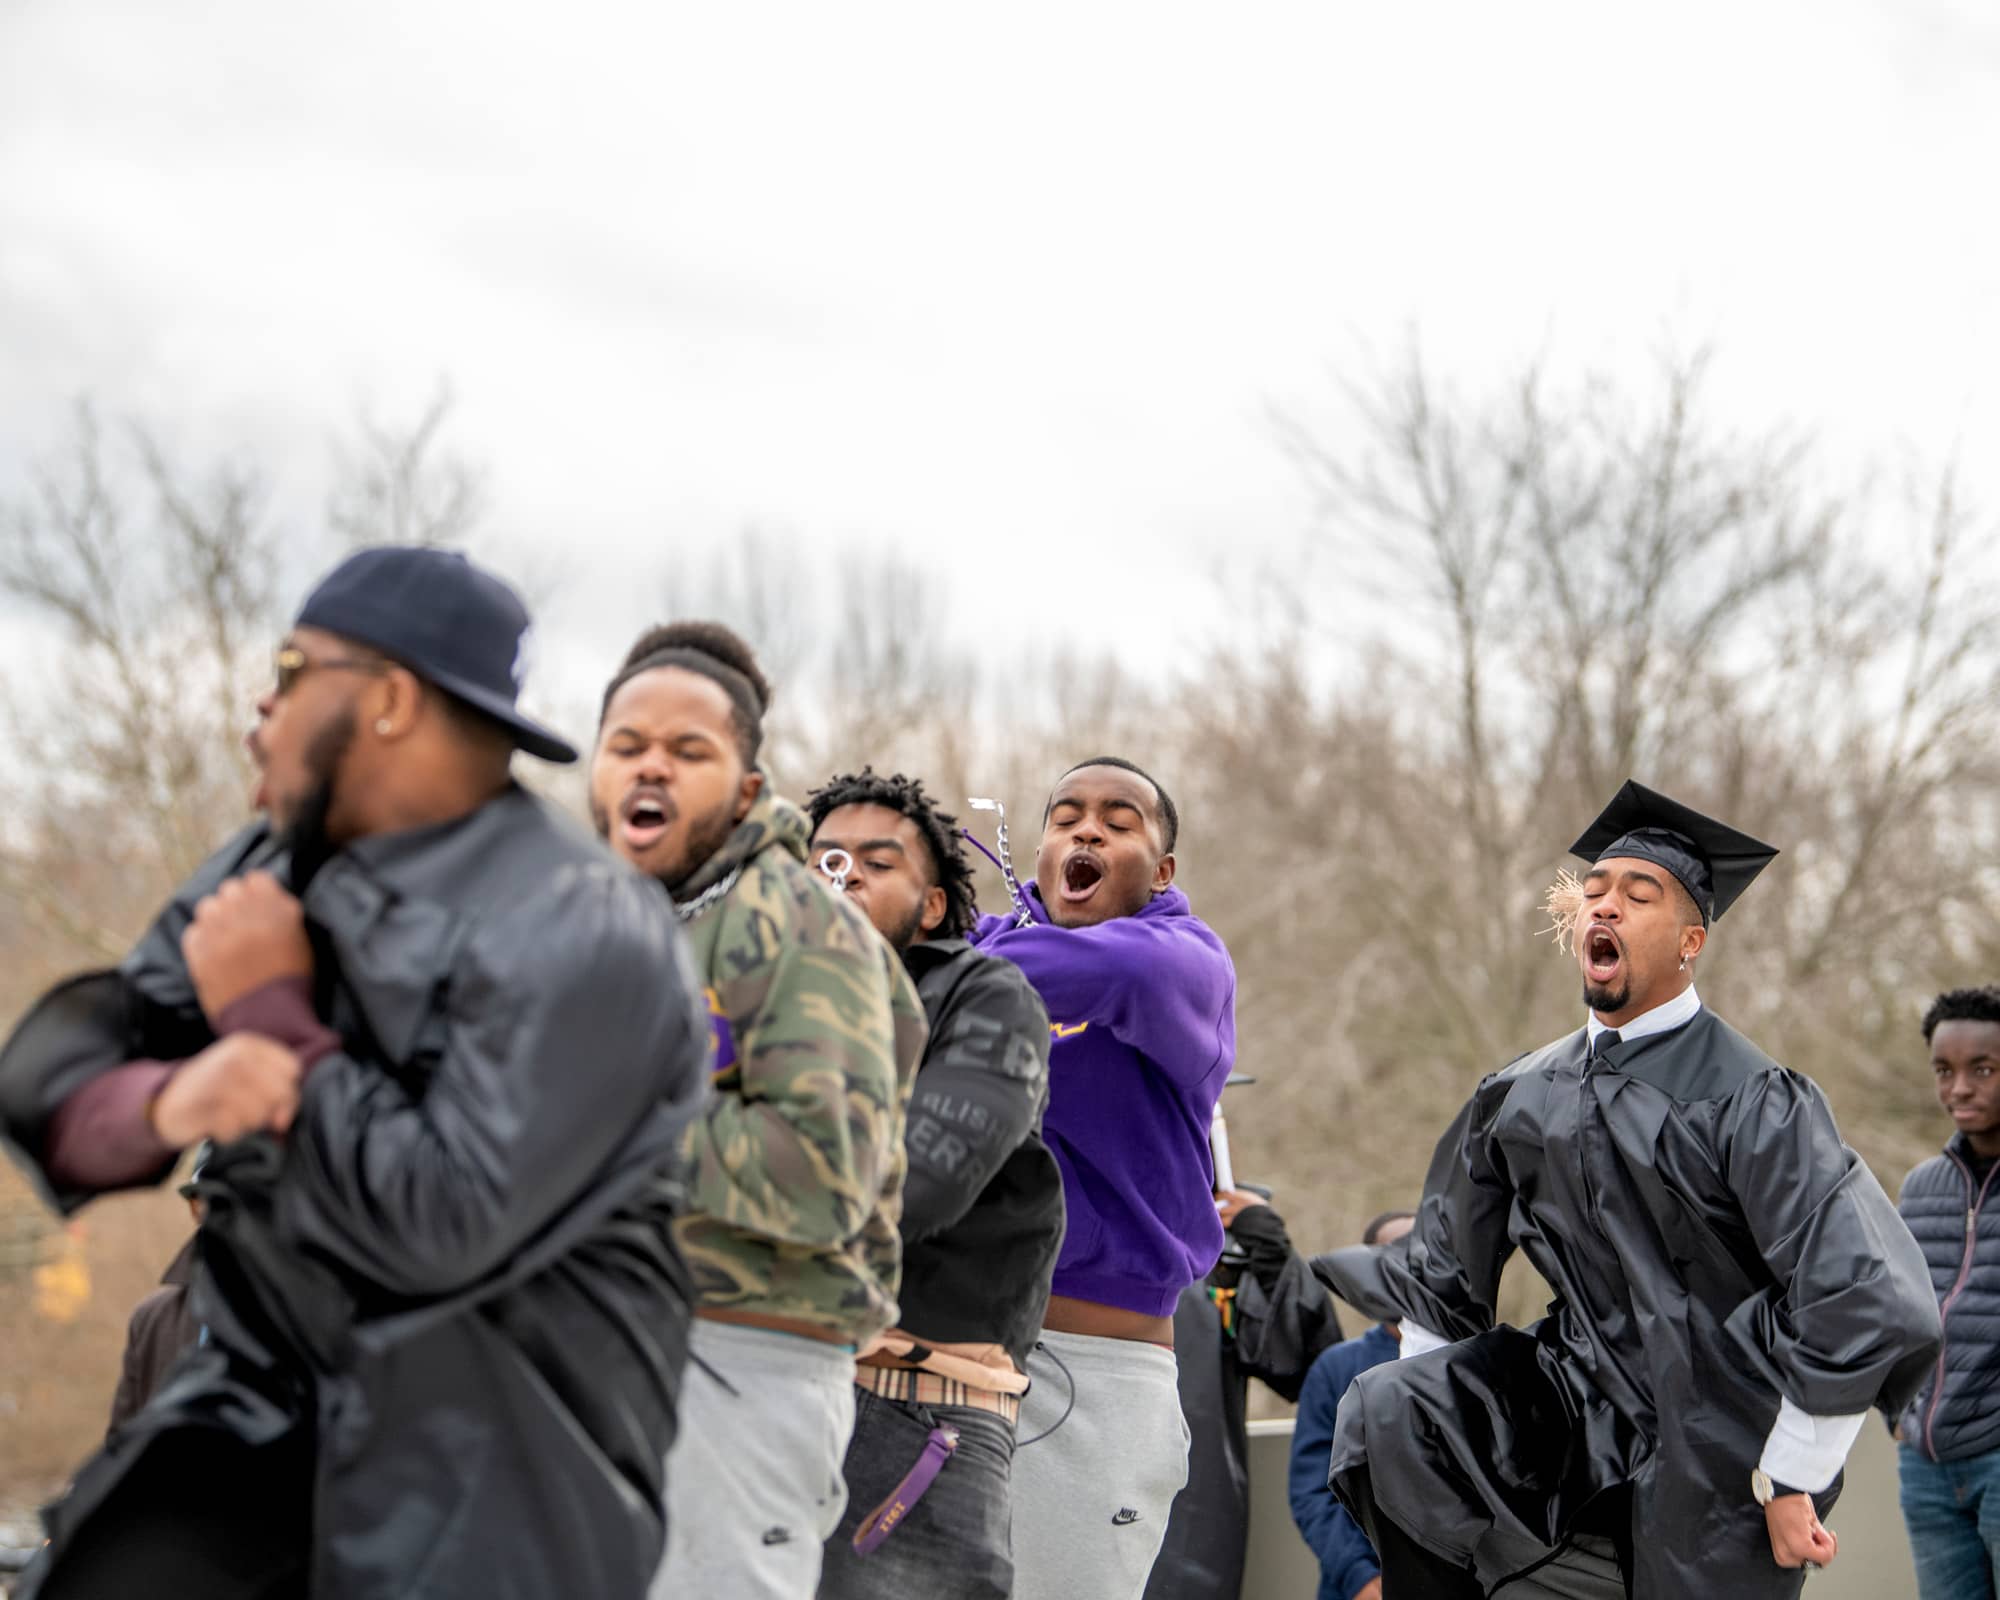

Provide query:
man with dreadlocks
left=589, top=623, right=925, bottom=1600
left=1315, top=780, right=1938, bottom=1599
left=970, top=757, right=1236, bottom=1600
left=806, top=769, right=1066, bottom=1600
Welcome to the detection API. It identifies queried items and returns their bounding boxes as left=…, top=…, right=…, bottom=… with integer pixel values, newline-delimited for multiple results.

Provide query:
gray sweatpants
left=651, top=1319, right=857, bottom=1600
left=1010, top=1329, right=1190, bottom=1600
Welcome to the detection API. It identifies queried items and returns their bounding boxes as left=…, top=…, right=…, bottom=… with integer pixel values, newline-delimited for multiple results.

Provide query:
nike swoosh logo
left=1111, top=1508, right=1141, bottom=1526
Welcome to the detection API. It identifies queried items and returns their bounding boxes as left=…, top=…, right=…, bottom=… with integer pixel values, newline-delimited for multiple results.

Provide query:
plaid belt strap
left=853, top=1363, right=1022, bottom=1423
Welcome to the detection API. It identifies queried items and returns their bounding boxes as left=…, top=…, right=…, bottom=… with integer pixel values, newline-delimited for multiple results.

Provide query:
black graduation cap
left=1567, top=780, right=1778, bottom=925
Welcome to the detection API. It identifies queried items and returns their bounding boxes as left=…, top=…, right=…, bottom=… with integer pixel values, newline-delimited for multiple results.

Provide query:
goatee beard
left=1582, top=979, right=1631, bottom=1015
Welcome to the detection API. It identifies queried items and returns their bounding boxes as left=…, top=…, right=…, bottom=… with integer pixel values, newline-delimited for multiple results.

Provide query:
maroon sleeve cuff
left=43, top=1061, right=179, bottom=1191
left=215, top=977, right=341, bottom=1077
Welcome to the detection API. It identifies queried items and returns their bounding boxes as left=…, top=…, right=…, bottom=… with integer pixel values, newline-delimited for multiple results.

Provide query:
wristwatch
left=1751, top=1469, right=1807, bottom=1505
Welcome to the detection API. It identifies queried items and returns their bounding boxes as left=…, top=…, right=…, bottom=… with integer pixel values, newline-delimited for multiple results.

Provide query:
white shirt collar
left=1586, top=983, right=1701, bottom=1045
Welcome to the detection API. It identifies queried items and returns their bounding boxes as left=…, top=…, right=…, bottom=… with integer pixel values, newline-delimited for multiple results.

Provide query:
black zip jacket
left=897, top=938, right=1065, bottom=1369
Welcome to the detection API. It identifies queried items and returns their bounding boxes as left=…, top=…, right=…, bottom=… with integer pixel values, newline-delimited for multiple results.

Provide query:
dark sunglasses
left=273, top=645, right=388, bottom=698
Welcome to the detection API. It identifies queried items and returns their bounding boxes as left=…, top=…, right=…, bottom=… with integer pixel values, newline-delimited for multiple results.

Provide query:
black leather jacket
left=0, top=787, right=709, bottom=1598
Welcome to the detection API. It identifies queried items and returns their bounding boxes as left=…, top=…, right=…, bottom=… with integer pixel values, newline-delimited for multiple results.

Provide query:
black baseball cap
left=295, top=547, right=577, bottom=764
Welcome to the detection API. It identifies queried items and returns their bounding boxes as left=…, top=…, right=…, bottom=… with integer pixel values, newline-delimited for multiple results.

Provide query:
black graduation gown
left=1316, top=1010, right=1939, bottom=1599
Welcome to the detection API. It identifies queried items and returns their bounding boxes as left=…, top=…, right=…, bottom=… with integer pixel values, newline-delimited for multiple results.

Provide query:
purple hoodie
left=972, top=883, right=1236, bottom=1317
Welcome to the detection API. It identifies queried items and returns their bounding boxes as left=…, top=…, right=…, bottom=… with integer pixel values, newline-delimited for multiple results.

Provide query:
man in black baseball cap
left=251, top=546, right=576, bottom=874
left=0, top=547, right=710, bottom=1599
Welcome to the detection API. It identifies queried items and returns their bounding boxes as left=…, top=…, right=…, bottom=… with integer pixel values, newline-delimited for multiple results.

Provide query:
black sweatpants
left=818, top=1388, right=1017, bottom=1600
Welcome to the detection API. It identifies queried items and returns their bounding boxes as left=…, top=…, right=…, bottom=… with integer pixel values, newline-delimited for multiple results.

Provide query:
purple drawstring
left=851, top=1425, right=959, bottom=1554
left=960, top=829, right=1008, bottom=876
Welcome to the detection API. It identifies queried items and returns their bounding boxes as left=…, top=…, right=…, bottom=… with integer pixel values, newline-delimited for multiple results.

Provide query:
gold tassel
left=1542, top=869, right=1586, bottom=954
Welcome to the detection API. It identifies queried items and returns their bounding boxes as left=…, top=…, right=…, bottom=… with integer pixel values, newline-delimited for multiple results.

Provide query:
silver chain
left=968, top=797, right=1034, bottom=928
left=672, top=865, right=742, bottom=923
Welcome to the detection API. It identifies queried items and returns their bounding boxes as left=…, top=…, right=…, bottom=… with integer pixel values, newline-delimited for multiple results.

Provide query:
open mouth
left=620, top=787, right=675, bottom=850
left=1582, top=924, right=1623, bottom=985
left=1059, top=851, right=1105, bottom=903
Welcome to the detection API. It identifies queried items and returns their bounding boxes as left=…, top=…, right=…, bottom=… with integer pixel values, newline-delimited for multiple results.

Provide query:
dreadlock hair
left=1049, top=755, right=1179, bottom=854
left=1362, top=1209, right=1418, bottom=1246
left=1922, top=986, right=2000, bottom=1044
left=600, top=620, right=771, bottom=765
left=805, top=767, right=980, bottom=938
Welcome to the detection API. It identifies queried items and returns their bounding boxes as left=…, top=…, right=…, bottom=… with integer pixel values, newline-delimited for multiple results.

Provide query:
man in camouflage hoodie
left=590, top=621, right=925, bottom=1600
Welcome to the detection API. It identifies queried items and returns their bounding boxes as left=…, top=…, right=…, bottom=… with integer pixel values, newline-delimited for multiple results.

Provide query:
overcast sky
left=3, top=0, right=1996, bottom=703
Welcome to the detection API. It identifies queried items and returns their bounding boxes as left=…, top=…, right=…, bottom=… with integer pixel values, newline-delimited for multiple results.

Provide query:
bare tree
left=0, top=404, right=280, bottom=942
left=0, top=395, right=500, bottom=962
left=327, top=386, right=486, bottom=552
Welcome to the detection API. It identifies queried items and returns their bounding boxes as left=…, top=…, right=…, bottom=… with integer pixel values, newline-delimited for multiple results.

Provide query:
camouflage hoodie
left=672, top=787, right=926, bottom=1343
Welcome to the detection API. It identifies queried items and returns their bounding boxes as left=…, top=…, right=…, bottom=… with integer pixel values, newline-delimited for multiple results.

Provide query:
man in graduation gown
left=1315, top=781, right=1940, bottom=1599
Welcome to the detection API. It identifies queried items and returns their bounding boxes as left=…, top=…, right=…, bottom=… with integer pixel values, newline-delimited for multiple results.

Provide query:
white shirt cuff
left=1757, top=1399, right=1867, bottom=1494
left=1398, top=1319, right=1448, bottom=1359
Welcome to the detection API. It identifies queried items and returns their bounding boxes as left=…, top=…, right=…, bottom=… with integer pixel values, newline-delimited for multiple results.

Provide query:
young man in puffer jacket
left=1898, top=985, right=2000, bottom=1600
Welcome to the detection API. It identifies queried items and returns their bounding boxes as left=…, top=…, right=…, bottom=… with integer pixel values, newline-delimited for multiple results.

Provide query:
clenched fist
left=1765, top=1493, right=1838, bottom=1571
left=150, top=1034, right=304, bottom=1147
left=183, top=870, right=313, bottom=1020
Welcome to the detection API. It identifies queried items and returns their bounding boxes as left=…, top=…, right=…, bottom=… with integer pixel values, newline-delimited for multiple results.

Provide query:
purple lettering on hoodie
left=972, top=883, right=1236, bottom=1316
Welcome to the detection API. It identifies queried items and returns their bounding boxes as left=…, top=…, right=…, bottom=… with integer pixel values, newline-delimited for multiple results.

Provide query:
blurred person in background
left=805, top=770, right=1066, bottom=1600
left=1143, top=1077, right=1346, bottom=1600
left=970, top=757, right=1237, bottom=1600
left=1896, top=985, right=2000, bottom=1599
left=1316, top=781, right=1940, bottom=1598
left=0, top=547, right=710, bottom=1600
left=1288, top=1208, right=1418, bottom=1600
left=591, top=625, right=924, bottom=1600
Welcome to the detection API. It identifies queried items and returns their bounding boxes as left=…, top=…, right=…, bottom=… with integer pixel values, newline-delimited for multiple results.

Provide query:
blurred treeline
left=3, top=349, right=1995, bottom=1497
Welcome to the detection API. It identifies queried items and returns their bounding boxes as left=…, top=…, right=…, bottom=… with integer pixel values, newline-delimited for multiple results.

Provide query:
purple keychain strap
left=851, top=1424, right=959, bottom=1555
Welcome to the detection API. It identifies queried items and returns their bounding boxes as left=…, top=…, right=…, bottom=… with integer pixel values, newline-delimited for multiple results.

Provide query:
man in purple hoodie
left=971, top=757, right=1237, bottom=1600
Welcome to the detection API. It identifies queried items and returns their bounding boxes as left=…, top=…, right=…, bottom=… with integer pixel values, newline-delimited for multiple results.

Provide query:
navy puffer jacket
left=1899, top=1135, right=2000, bottom=1461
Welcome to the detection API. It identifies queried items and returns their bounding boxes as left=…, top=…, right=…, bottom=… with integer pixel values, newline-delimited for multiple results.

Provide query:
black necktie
left=1590, top=1029, right=1622, bottom=1069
